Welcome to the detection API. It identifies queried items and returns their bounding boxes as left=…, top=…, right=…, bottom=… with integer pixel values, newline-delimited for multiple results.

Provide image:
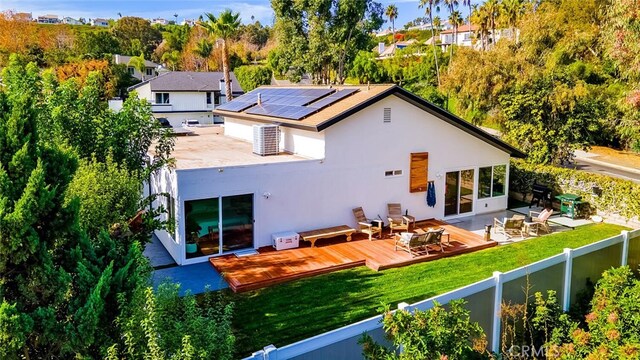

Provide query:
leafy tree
left=66, top=157, right=140, bottom=237
left=0, top=54, right=150, bottom=358
left=271, top=0, right=384, bottom=84
left=200, top=10, right=242, bottom=101
left=234, top=65, right=272, bottom=92
left=350, top=50, right=383, bottom=84
left=360, top=300, right=489, bottom=359
left=75, top=30, right=121, bottom=58
left=162, top=24, right=191, bottom=52
left=111, top=16, right=162, bottom=58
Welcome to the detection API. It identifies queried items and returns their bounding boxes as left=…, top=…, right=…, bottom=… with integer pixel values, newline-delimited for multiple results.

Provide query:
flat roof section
left=162, top=126, right=312, bottom=170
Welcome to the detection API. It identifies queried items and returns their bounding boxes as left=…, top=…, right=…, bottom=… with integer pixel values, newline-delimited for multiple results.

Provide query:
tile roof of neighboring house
left=440, top=24, right=478, bottom=34
left=113, top=54, right=160, bottom=68
left=128, top=71, right=243, bottom=93
left=213, top=84, right=526, bottom=158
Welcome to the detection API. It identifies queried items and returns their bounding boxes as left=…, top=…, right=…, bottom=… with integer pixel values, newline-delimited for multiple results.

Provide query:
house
left=14, top=12, right=32, bottom=22
left=62, top=17, right=81, bottom=25
left=127, top=71, right=243, bottom=126
left=113, top=54, right=161, bottom=81
left=149, top=84, right=525, bottom=265
left=90, top=18, right=109, bottom=27
left=37, top=15, right=59, bottom=24
left=375, top=40, right=420, bottom=58
left=439, top=24, right=478, bottom=51
left=152, top=18, right=169, bottom=26
left=180, top=19, right=196, bottom=27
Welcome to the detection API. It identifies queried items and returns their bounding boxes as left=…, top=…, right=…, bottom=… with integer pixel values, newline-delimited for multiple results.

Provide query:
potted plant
left=186, top=232, right=198, bottom=254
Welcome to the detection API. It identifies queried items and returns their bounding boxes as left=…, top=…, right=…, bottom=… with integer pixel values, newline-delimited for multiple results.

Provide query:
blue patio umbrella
left=427, top=181, right=436, bottom=207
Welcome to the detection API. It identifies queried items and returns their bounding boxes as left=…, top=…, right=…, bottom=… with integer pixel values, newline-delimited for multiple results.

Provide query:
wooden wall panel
left=410, top=152, right=429, bottom=193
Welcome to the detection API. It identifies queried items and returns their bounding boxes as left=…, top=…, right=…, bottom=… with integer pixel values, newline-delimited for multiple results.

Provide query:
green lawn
left=227, top=223, right=627, bottom=356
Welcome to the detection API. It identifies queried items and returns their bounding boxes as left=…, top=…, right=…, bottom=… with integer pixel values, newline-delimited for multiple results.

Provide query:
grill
left=530, top=183, right=552, bottom=208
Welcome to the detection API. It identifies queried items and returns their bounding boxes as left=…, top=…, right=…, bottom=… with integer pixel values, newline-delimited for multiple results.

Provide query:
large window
left=206, top=92, right=212, bottom=104
left=478, top=165, right=507, bottom=199
left=146, top=68, right=154, bottom=76
left=155, top=93, right=170, bottom=104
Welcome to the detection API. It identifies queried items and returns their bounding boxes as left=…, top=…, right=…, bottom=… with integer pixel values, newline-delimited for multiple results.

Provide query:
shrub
left=510, top=159, right=640, bottom=220
left=360, top=300, right=489, bottom=360
left=234, top=65, right=272, bottom=92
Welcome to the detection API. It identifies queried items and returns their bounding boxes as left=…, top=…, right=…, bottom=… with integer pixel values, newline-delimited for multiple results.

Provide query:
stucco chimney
left=378, top=42, right=385, bottom=54
left=219, top=79, right=225, bottom=96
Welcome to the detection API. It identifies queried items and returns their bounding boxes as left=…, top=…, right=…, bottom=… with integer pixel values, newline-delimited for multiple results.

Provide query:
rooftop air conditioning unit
left=253, top=124, right=280, bottom=156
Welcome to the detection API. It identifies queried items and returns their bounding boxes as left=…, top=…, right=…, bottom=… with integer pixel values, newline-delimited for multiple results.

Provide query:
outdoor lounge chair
left=529, top=208, right=554, bottom=234
left=352, top=207, right=383, bottom=241
left=387, top=203, right=414, bottom=235
left=394, top=228, right=445, bottom=257
left=493, top=217, right=525, bottom=239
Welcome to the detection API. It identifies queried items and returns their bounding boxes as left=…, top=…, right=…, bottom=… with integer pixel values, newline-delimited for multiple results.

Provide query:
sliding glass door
left=184, top=194, right=254, bottom=259
left=444, top=169, right=475, bottom=217
left=221, top=194, right=254, bottom=252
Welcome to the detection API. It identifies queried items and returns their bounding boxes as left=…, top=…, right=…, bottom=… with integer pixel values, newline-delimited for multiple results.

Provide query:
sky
left=0, top=0, right=481, bottom=28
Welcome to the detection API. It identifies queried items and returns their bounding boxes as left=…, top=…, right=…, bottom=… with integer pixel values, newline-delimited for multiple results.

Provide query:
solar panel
left=307, top=88, right=359, bottom=110
left=216, top=101, right=256, bottom=112
left=218, top=87, right=354, bottom=119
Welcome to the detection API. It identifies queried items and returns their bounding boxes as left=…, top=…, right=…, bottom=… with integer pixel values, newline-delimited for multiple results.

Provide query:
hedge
left=234, top=65, right=272, bottom=92
left=510, top=159, right=640, bottom=220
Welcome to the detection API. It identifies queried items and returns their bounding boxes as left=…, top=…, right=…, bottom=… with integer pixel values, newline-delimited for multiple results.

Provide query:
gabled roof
left=213, top=84, right=525, bottom=158
left=128, top=71, right=243, bottom=93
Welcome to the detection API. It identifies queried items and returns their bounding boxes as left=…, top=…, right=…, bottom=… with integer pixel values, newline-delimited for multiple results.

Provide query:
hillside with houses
left=2, top=0, right=640, bottom=359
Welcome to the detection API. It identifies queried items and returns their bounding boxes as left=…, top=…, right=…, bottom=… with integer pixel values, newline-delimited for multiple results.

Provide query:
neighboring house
left=62, top=17, right=81, bottom=25
left=127, top=71, right=243, bottom=126
left=113, top=54, right=161, bottom=81
left=90, top=18, right=109, bottom=27
left=375, top=40, right=420, bottom=59
left=37, top=15, right=59, bottom=24
left=14, top=12, right=32, bottom=22
left=149, top=84, right=525, bottom=265
left=152, top=18, right=169, bottom=26
left=180, top=19, right=196, bottom=26
left=439, top=24, right=478, bottom=51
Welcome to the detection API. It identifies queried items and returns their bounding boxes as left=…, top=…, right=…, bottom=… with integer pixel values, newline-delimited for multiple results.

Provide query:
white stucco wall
left=162, top=94, right=512, bottom=265
left=224, top=118, right=325, bottom=158
left=157, top=112, right=217, bottom=127
left=149, top=167, right=181, bottom=263
left=322, top=95, right=510, bottom=223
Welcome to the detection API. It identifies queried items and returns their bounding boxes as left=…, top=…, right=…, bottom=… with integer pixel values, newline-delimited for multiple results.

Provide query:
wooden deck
left=210, top=219, right=496, bottom=293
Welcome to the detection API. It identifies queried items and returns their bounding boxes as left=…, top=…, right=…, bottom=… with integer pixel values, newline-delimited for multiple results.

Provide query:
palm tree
left=448, top=10, right=463, bottom=58
left=162, top=50, right=180, bottom=71
left=418, top=0, right=441, bottom=85
left=200, top=10, right=241, bottom=101
left=385, top=5, right=399, bottom=43
left=193, top=39, right=214, bottom=71
left=443, top=0, right=459, bottom=57
left=484, top=0, right=500, bottom=46
left=501, top=0, right=523, bottom=43
left=128, top=53, right=147, bottom=80
left=462, top=0, right=472, bottom=25
left=471, top=5, right=490, bottom=50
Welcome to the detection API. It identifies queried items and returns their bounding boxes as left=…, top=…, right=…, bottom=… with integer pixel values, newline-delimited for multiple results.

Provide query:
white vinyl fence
left=245, top=229, right=640, bottom=360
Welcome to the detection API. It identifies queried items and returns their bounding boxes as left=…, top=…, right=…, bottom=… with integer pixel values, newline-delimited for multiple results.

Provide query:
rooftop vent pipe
left=257, top=93, right=262, bottom=105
